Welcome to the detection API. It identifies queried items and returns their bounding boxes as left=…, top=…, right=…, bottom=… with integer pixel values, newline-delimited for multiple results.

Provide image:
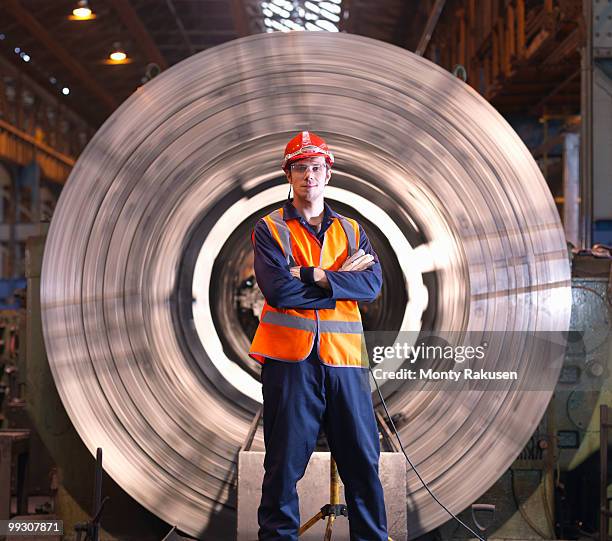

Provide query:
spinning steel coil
left=41, top=32, right=571, bottom=537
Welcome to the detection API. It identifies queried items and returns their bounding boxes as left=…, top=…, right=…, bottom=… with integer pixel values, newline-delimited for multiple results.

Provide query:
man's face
left=286, top=156, right=331, bottom=203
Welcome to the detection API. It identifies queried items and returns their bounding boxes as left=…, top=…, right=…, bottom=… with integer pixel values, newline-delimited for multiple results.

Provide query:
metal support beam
left=16, top=162, right=40, bottom=224
left=0, top=120, right=75, bottom=168
left=415, top=0, right=446, bottom=56
left=531, top=70, right=580, bottom=114
left=580, top=0, right=593, bottom=248
left=0, top=123, right=74, bottom=185
left=592, top=65, right=612, bottom=241
left=165, top=0, right=195, bottom=55
left=563, top=132, right=580, bottom=247
left=108, top=0, right=169, bottom=70
left=3, top=0, right=118, bottom=113
left=581, top=0, right=612, bottom=247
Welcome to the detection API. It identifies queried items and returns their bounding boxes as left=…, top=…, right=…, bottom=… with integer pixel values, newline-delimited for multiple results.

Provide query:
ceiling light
left=22, top=53, right=30, bottom=62
left=62, top=87, right=70, bottom=95
left=110, top=50, right=127, bottom=62
left=70, top=1, right=96, bottom=21
left=107, top=42, right=130, bottom=64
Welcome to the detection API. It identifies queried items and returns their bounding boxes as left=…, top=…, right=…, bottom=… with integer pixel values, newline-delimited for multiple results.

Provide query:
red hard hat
left=282, top=131, right=334, bottom=171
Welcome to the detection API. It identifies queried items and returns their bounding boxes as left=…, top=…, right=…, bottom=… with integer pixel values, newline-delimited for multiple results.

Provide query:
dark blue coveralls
left=252, top=201, right=388, bottom=541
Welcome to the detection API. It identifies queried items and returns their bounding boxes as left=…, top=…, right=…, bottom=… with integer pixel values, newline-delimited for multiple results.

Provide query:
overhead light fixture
left=105, top=42, right=131, bottom=64
left=62, top=87, right=70, bottom=96
left=110, top=50, right=126, bottom=62
left=70, top=1, right=96, bottom=21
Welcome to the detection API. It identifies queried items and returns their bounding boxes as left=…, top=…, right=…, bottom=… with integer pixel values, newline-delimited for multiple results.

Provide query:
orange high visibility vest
left=249, top=207, right=366, bottom=367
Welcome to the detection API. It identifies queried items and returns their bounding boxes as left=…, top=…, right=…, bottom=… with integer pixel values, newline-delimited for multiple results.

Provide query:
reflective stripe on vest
left=265, top=209, right=296, bottom=266
left=336, top=215, right=357, bottom=257
left=261, top=311, right=316, bottom=332
left=319, top=320, right=363, bottom=333
left=261, top=311, right=362, bottom=334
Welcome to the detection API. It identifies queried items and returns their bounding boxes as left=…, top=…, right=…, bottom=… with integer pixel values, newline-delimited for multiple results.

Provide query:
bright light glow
left=109, top=50, right=127, bottom=62
left=259, top=0, right=341, bottom=32
left=49, top=76, right=57, bottom=84
left=271, top=0, right=291, bottom=8
left=268, top=18, right=293, bottom=32
left=320, top=1, right=340, bottom=13
left=320, top=8, right=340, bottom=22
left=304, top=1, right=320, bottom=13
left=72, top=7, right=92, bottom=18
left=14, top=47, right=20, bottom=54
left=22, top=54, right=30, bottom=62
left=267, top=3, right=290, bottom=18
left=315, top=19, right=338, bottom=31
left=62, top=87, right=70, bottom=95
left=283, top=20, right=305, bottom=30
left=70, top=1, right=96, bottom=20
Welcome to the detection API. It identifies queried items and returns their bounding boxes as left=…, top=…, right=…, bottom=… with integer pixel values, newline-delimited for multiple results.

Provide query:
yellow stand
left=297, top=457, right=393, bottom=541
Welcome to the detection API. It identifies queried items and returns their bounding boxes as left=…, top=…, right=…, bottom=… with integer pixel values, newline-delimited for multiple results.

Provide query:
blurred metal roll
left=40, top=32, right=571, bottom=538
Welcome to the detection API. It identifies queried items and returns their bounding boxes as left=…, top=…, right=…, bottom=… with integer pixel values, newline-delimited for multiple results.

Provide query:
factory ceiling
left=1, top=0, right=582, bottom=130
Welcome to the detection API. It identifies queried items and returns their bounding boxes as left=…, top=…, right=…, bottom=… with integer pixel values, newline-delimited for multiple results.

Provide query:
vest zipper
left=315, top=309, right=320, bottom=358
left=315, top=230, right=325, bottom=360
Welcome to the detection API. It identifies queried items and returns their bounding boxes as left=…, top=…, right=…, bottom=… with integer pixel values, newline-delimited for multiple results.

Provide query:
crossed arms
left=252, top=220, right=383, bottom=310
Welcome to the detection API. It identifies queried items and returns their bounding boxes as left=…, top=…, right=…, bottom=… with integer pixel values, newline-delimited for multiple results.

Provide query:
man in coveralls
left=249, top=131, right=388, bottom=541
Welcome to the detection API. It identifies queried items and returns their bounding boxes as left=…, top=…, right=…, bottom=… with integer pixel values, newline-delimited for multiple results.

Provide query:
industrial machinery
left=0, top=32, right=607, bottom=540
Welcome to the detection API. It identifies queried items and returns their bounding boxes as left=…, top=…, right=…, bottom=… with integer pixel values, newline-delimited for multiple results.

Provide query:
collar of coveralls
left=282, top=200, right=339, bottom=224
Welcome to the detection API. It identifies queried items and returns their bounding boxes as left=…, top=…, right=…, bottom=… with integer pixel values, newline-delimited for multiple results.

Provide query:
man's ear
left=325, top=168, right=332, bottom=184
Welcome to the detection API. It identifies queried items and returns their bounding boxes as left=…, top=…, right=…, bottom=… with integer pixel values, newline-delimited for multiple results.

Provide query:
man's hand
left=312, top=267, right=330, bottom=289
left=339, top=249, right=375, bottom=271
left=289, top=266, right=330, bottom=289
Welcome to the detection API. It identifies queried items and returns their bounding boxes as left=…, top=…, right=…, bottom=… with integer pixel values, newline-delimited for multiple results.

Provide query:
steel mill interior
left=0, top=1, right=610, bottom=541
